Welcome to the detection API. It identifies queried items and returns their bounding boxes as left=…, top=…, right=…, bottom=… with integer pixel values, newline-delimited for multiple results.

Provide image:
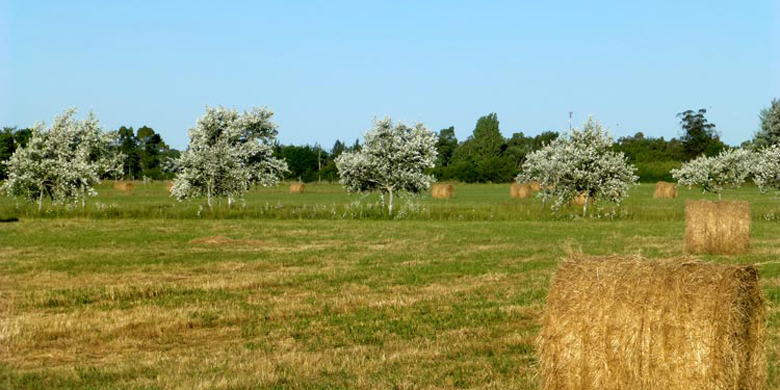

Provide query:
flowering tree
left=2, top=109, right=122, bottom=210
left=517, top=117, right=638, bottom=216
left=171, top=106, right=288, bottom=209
left=748, top=145, right=780, bottom=194
left=671, top=148, right=753, bottom=200
left=336, top=117, right=438, bottom=214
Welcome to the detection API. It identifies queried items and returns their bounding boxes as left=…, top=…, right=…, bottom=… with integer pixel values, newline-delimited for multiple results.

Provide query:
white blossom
left=336, top=117, right=438, bottom=214
left=2, top=108, right=122, bottom=210
left=517, top=117, right=638, bottom=216
left=671, top=148, right=753, bottom=199
left=750, top=145, right=780, bottom=194
left=171, top=106, right=288, bottom=209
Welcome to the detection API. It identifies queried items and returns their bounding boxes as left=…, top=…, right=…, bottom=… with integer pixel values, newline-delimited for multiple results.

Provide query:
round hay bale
left=510, top=183, right=533, bottom=198
left=685, top=200, right=750, bottom=255
left=571, top=192, right=594, bottom=206
left=113, top=181, right=134, bottom=192
left=432, top=183, right=454, bottom=199
left=537, top=255, right=766, bottom=390
left=289, top=182, right=306, bottom=194
left=654, top=181, right=678, bottom=199
left=529, top=181, right=542, bottom=192
left=166, top=181, right=174, bottom=193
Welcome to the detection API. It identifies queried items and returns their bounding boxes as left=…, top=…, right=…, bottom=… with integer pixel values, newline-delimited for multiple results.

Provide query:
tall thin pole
left=568, top=111, right=573, bottom=131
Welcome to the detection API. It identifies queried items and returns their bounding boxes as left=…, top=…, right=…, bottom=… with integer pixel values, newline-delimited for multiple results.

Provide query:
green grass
left=0, top=183, right=778, bottom=389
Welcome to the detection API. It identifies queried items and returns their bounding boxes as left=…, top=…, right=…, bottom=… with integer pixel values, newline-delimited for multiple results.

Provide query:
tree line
left=1, top=98, right=779, bottom=184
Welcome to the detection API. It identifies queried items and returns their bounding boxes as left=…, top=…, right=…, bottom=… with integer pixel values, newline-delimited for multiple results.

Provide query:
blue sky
left=2, top=0, right=779, bottom=150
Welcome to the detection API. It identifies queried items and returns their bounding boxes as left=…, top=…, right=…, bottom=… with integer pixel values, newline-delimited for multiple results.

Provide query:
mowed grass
left=0, top=183, right=778, bottom=389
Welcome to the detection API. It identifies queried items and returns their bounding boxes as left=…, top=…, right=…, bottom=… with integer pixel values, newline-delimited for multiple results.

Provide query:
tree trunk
left=38, top=190, right=44, bottom=212
left=228, top=196, right=234, bottom=209
left=582, top=194, right=589, bottom=217
left=388, top=189, right=394, bottom=215
left=81, top=185, right=86, bottom=210
left=718, top=192, right=722, bottom=201
left=207, top=186, right=213, bottom=210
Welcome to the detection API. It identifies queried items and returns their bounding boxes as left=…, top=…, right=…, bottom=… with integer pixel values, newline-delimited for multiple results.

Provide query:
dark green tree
left=678, top=109, right=725, bottom=160
left=116, top=126, right=142, bottom=178
left=330, top=140, right=346, bottom=160
left=435, top=126, right=458, bottom=167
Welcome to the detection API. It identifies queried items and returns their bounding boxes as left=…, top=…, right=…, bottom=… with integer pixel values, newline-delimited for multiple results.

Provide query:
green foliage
left=435, top=126, right=458, bottom=167
left=276, top=144, right=328, bottom=182
left=113, top=125, right=177, bottom=180
left=678, top=109, right=725, bottom=160
left=633, top=161, right=682, bottom=182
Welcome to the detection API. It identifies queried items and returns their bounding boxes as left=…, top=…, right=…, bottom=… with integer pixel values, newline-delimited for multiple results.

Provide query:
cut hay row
left=112, top=181, right=134, bottom=192
left=432, top=183, right=454, bottom=199
left=537, top=255, right=766, bottom=390
left=685, top=200, right=750, bottom=255
left=654, top=181, right=678, bottom=198
left=289, top=182, right=306, bottom=194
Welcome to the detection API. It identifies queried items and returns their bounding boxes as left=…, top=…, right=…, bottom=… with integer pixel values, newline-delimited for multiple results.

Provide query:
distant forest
left=3, top=102, right=779, bottom=183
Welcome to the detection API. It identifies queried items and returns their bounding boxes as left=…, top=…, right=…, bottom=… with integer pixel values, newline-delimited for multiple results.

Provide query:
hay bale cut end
left=113, top=181, right=134, bottom=192
left=432, top=183, right=454, bottom=199
left=529, top=181, right=542, bottom=191
left=537, top=255, right=766, bottom=390
left=654, top=181, right=678, bottom=199
left=510, top=183, right=533, bottom=198
left=166, top=181, right=174, bottom=193
left=289, top=182, right=306, bottom=194
left=685, top=200, right=750, bottom=255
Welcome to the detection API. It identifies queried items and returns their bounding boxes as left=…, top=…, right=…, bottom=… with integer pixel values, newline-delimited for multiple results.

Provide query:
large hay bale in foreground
left=510, top=183, right=533, bottom=198
left=289, top=182, right=306, bottom=194
left=537, top=255, right=766, bottom=390
left=432, top=183, right=454, bottom=199
left=654, top=181, right=678, bottom=198
left=113, top=181, right=134, bottom=192
left=685, top=200, right=750, bottom=255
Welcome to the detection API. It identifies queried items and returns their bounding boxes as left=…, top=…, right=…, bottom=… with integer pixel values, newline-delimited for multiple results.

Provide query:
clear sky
left=2, top=0, right=779, bottom=150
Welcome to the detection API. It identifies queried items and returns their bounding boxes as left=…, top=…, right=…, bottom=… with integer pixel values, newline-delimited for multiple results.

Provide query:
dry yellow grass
left=538, top=255, right=766, bottom=390
left=685, top=200, right=750, bottom=255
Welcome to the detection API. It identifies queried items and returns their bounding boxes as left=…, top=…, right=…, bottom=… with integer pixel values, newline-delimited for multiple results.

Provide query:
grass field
left=0, top=182, right=778, bottom=389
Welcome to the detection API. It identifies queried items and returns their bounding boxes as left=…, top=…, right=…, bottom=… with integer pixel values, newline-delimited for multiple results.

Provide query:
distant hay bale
left=289, top=182, right=306, bottom=194
left=432, top=183, right=454, bottom=199
left=166, top=181, right=174, bottom=193
left=537, top=255, right=766, bottom=390
left=529, top=181, right=542, bottom=191
left=510, top=183, right=533, bottom=198
left=685, top=200, right=750, bottom=255
left=654, top=181, right=678, bottom=198
left=113, top=181, right=134, bottom=192
left=571, top=193, right=594, bottom=206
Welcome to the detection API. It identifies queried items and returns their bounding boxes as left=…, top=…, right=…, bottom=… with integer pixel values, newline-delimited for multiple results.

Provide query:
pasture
left=0, top=182, right=778, bottom=389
